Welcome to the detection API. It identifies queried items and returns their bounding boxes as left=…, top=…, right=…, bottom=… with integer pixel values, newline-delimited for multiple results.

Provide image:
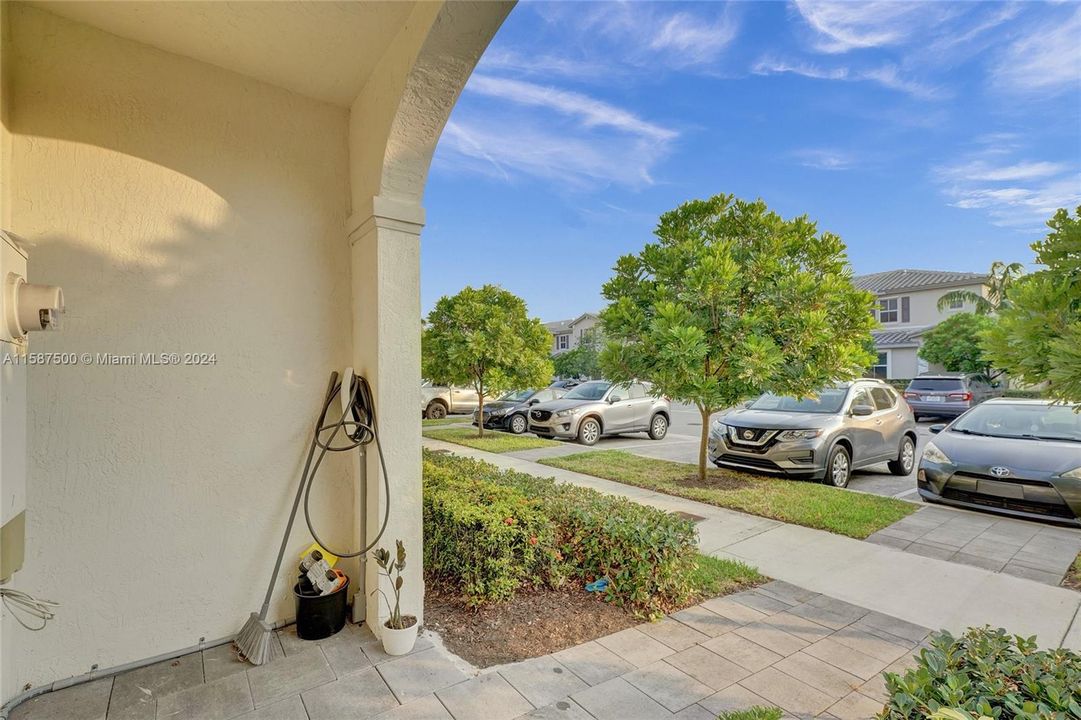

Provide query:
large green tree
left=423, top=286, right=553, bottom=436
left=982, top=207, right=1081, bottom=403
left=919, top=313, right=996, bottom=375
left=937, top=260, right=1023, bottom=315
left=601, top=194, right=877, bottom=481
left=552, top=328, right=602, bottom=379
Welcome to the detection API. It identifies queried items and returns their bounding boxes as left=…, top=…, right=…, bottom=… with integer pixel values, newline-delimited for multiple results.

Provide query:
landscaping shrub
left=879, top=626, right=1081, bottom=719
left=423, top=456, right=553, bottom=604
left=422, top=450, right=699, bottom=613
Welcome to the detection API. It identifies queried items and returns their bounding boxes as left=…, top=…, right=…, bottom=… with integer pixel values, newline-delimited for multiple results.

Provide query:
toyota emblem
left=989, top=466, right=1011, bottom=478
left=742, top=430, right=755, bottom=440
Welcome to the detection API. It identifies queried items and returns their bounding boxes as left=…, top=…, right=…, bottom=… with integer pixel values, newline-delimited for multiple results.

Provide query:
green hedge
left=880, top=627, right=1081, bottom=719
left=423, top=450, right=698, bottom=613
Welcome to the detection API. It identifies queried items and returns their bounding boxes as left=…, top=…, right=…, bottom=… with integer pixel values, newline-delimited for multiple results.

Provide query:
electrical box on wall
left=0, top=229, right=64, bottom=582
left=0, top=231, right=28, bottom=583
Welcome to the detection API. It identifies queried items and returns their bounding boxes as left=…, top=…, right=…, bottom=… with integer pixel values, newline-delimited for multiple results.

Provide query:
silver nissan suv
left=708, top=379, right=917, bottom=488
left=528, top=380, right=670, bottom=445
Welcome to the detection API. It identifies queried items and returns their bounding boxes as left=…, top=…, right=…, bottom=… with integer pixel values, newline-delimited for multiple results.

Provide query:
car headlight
left=710, top=420, right=727, bottom=437
left=922, top=441, right=952, bottom=465
left=777, top=429, right=823, bottom=441
left=556, top=408, right=582, bottom=418
left=1061, top=466, right=1081, bottom=479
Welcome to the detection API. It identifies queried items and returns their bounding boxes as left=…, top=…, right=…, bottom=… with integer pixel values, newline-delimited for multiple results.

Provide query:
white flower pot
left=381, top=617, right=418, bottom=656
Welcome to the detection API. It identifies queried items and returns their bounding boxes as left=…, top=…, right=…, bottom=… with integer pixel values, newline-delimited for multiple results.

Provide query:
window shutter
left=901, top=296, right=910, bottom=322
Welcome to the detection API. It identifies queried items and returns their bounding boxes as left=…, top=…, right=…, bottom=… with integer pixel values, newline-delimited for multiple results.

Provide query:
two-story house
left=854, top=269, right=989, bottom=380
left=544, top=312, right=600, bottom=355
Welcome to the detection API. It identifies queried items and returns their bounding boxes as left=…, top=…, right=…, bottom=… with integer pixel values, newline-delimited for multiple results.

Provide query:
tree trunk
left=477, top=392, right=485, bottom=437
left=697, top=405, right=712, bottom=483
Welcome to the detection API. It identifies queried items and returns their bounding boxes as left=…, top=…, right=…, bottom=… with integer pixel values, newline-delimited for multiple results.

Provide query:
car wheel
left=577, top=417, right=601, bottom=446
left=825, top=445, right=851, bottom=488
left=648, top=414, right=669, bottom=440
left=425, top=402, right=447, bottom=420
left=509, top=414, right=528, bottom=435
left=888, top=436, right=916, bottom=476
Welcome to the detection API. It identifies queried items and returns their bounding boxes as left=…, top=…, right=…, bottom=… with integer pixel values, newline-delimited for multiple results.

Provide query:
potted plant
left=372, top=540, right=418, bottom=655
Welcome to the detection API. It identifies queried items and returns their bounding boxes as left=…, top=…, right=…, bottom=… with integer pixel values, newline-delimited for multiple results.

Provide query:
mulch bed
left=1063, top=559, right=1081, bottom=593
left=424, top=585, right=640, bottom=668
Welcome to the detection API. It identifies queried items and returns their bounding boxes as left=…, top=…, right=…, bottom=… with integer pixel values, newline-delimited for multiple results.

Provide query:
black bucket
left=293, top=576, right=349, bottom=641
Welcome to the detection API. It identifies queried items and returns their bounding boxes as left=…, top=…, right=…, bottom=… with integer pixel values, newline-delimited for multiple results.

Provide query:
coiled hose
left=301, top=371, right=391, bottom=559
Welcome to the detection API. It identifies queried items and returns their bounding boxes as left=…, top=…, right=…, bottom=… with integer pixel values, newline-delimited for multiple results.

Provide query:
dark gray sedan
left=472, top=386, right=566, bottom=434
left=918, top=399, right=1081, bottom=525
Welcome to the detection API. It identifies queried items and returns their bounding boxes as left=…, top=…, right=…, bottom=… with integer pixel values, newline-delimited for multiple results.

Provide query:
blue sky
left=421, top=0, right=1081, bottom=322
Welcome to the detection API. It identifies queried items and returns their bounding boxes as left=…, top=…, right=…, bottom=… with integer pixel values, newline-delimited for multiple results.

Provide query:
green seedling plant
left=372, top=540, right=414, bottom=629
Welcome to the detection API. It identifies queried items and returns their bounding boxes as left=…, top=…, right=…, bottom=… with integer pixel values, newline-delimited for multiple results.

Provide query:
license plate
left=924, top=396, right=945, bottom=402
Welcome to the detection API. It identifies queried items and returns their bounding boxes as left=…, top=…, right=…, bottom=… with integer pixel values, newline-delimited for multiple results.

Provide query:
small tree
left=982, top=207, right=1081, bottom=403
left=601, top=194, right=877, bottom=482
left=552, top=328, right=602, bottom=379
left=423, top=286, right=553, bottom=436
left=937, top=260, right=1023, bottom=315
left=919, top=313, right=996, bottom=375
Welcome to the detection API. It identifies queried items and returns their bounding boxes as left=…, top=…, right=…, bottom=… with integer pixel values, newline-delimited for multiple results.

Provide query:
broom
left=236, top=372, right=339, bottom=665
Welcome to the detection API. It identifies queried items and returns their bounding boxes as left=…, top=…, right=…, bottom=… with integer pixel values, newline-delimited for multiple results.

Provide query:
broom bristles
left=236, top=612, right=275, bottom=666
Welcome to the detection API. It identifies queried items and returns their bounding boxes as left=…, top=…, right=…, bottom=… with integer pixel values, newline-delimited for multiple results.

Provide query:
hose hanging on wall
left=302, top=370, right=391, bottom=558
left=237, top=369, right=391, bottom=665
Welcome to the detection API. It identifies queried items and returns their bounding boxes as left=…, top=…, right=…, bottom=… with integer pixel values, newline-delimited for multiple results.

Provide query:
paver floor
left=10, top=583, right=929, bottom=720
left=867, top=505, right=1081, bottom=585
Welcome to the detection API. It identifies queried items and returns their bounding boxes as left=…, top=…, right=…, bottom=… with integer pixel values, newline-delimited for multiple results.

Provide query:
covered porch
left=0, top=0, right=511, bottom=709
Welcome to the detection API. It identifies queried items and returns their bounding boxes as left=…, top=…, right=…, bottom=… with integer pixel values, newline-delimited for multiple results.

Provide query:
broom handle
left=258, top=371, right=340, bottom=620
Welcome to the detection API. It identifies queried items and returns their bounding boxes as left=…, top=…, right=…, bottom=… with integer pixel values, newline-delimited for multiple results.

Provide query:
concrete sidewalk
left=424, top=439, right=1081, bottom=650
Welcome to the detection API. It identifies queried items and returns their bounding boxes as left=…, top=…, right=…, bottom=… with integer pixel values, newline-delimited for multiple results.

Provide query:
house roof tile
left=854, top=269, right=987, bottom=295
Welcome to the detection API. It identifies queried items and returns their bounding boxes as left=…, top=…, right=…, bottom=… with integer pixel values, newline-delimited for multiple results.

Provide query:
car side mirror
left=528, top=399, right=539, bottom=405
left=851, top=404, right=875, bottom=417
left=929, top=423, right=945, bottom=434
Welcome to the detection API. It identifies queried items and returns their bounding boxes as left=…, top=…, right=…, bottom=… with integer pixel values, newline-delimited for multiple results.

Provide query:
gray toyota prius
left=918, top=399, right=1081, bottom=525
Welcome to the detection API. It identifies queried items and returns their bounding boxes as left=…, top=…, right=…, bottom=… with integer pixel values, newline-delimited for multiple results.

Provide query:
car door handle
left=874, top=420, right=882, bottom=425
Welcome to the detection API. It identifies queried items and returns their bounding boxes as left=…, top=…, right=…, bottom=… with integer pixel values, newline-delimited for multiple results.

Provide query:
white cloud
left=476, top=49, right=614, bottom=83
left=437, top=116, right=670, bottom=189
left=933, top=150, right=1081, bottom=229
left=793, top=148, right=855, bottom=171
left=992, top=6, right=1081, bottom=96
left=751, top=57, right=943, bottom=99
left=465, top=75, right=676, bottom=143
left=534, top=1, right=739, bottom=71
left=435, top=76, right=678, bottom=189
left=648, top=10, right=739, bottom=68
left=792, top=0, right=952, bottom=53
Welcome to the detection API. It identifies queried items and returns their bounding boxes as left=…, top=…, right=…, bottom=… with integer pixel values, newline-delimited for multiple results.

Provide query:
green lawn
left=689, top=554, right=764, bottom=601
left=1064, top=551, right=1081, bottom=592
left=422, top=417, right=469, bottom=427
left=423, top=426, right=561, bottom=453
left=539, top=451, right=916, bottom=539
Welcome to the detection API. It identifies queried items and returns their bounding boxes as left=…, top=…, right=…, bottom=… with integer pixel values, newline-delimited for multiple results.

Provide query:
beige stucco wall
left=5, top=4, right=355, bottom=692
left=877, top=283, right=987, bottom=328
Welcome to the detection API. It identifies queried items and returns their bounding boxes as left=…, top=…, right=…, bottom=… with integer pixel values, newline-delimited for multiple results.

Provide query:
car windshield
left=951, top=403, right=1081, bottom=442
left=563, top=381, right=611, bottom=401
left=909, top=378, right=965, bottom=391
left=748, top=388, right=849, bottom=414
left=498, top=389, right=534, bottom=402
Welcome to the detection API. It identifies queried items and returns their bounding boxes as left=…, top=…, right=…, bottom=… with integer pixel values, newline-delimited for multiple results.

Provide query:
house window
left=949, top=296, right=964, bottom=309
left=871, top=352, right=889, bottom=379
left=556, top=334, right=569, bottom=350
left=878, top=298, right=898, bottom=323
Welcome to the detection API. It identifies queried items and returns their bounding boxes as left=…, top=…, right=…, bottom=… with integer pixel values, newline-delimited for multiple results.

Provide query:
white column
left=347, top=195, right=425, bottom=634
